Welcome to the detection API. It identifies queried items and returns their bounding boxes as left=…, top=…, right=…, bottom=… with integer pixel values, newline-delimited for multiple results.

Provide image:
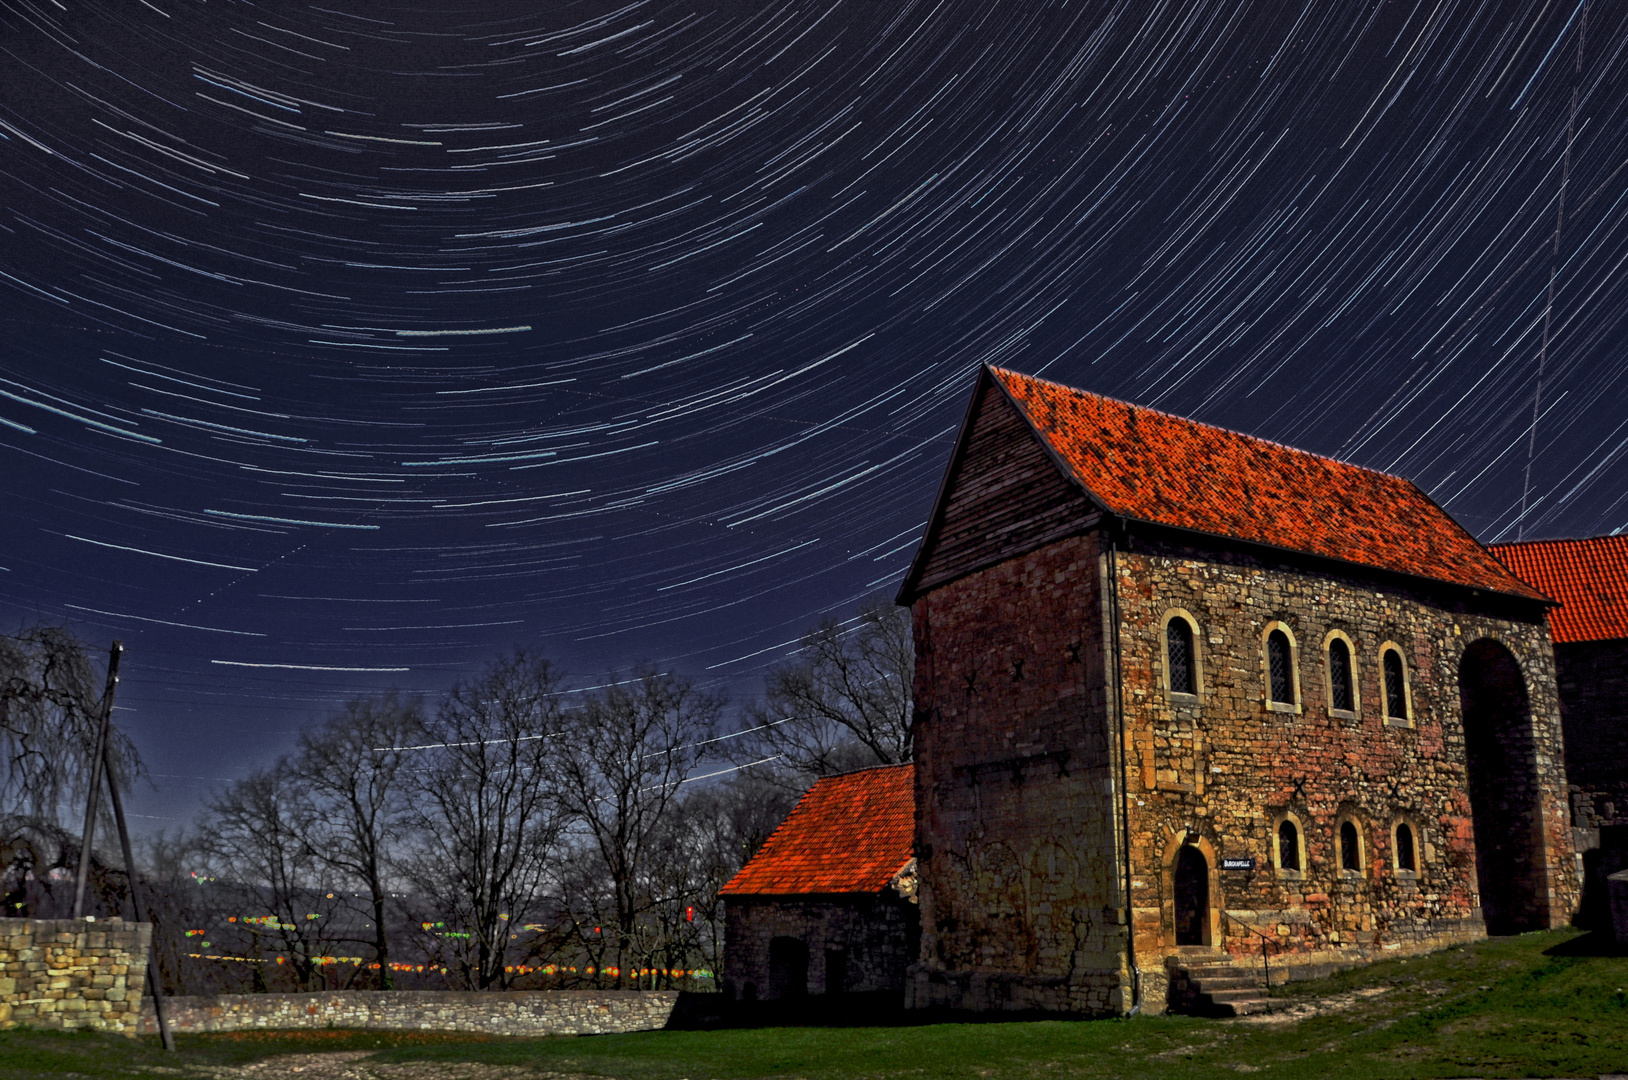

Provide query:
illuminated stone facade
left=899, top=369, right=1579, bottom=1015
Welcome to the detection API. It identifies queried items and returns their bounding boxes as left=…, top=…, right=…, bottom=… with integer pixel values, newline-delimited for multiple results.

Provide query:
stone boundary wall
left=140, top=989, right=679, bottom=1036
left=0, top=917, right=151, bottom=1037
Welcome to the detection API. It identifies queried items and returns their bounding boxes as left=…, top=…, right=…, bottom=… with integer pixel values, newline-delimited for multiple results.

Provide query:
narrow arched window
left=1167, top=618, right=1195, bottom=695
left=1395, top=823, right=1416, bottom=872
left=1383, top=648, right=1407, bottom=720
left=1268, top=629, right=1294, bottom=704
left=1277, top=820, right=1301, bottom=872
left=1340, top=821, right=1361, bottom=872
left=1328, top=638, right=1354, bottom=712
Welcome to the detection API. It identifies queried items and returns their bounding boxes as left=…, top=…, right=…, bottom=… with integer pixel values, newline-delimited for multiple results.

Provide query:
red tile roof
left=1490, top=535, right=1628, bottom=643
left=720, top=763, right=914, bottom=897
left=984, top=366, right=1544, bottom=600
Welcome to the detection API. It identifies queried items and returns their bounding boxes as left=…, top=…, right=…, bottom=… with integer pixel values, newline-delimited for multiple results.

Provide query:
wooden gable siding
left=911, top=381, right=1099, bottom=596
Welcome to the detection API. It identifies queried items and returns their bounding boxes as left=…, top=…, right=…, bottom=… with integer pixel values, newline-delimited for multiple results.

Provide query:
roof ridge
left=822, top=760, right=913, bottom=779
left=1491, top=533, right=1628, bottom=549
left=989, top=365, right=1382, bottom=480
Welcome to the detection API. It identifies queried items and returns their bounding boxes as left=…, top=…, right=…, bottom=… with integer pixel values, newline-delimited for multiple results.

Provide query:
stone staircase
left=1165, top=947, right=1276, bottom=1017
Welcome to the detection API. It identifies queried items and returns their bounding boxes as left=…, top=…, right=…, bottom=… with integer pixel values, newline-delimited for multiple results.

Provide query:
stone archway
left=1459, top=639, right=1549, bottom=934
left=1173, top=845, right=1210, bottom=946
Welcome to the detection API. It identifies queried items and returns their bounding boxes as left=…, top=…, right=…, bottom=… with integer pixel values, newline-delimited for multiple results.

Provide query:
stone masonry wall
left=0, top=918, right=150, bottom=1036
left=1114, top=530, right=1578, bottom=1012
left=908, top=531, right=1127, bottom=1015
left=1557, top=638, right=1628, bottom=925
left=1558, top=638, right=1628, bottom=832
left=140, top=989, right=677, bottom=1036
left=723, top=891, right=917, bottom=1000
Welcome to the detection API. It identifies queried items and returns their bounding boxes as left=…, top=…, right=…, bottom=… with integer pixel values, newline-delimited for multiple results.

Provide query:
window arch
left=1338, top=818, right=1365, bottom=875
left=1392, top=820, right=1419, bottom=874
left=1324, top=631, right=1358, bottom=716
left=1380, top=643, right=1413, bottom=725
left=1273, top=813, right=1305, bottom=876
left=1161, top=610, right=1203, bottom=699
left=1261, top=623, right=1300, bottom=712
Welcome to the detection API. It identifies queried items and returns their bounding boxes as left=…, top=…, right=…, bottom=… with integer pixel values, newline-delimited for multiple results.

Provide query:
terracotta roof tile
left=720, top=763, right=914, bottom=897
left=987, top=367, right=1544, bottom=600
left=1490, top=535, right=1628, bottom=643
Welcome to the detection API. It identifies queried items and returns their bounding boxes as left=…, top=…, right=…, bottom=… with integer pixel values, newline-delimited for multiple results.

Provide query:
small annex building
left=893, top=365, right=1578, bottom=1015
left=720, top=763, right=918, bottom=1002
left=1492, top=535, right=1628, bottom=923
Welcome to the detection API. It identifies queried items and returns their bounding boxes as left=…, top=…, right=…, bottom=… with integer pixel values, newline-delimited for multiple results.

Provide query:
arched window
left=1328, top=638, right=1354, bottom=713
left=1268, top=629, right=1294, bottom=704
left=1340, top=821, right=1362, bottom=872
left=1277, top=819, right=1301, bottom=872
left=1394, top=822, right=1417, bottom=873
left=1382, top=647, right=1409, bottom=722
left=1167, top=618, right=1196, bottom=696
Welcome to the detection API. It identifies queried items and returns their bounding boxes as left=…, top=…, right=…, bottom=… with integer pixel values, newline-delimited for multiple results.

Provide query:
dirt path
left=177, top=1052, right=588, bottom=1080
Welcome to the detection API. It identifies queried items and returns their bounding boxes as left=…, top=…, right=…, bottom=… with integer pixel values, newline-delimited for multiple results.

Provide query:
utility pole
left=101, top=710, right=176, bottom=1052
left=72, top=641, right=122, bottom=921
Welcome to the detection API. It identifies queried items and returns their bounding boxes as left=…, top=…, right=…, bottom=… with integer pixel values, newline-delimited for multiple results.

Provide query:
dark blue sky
left=1, top=0, right=1624, bottom=826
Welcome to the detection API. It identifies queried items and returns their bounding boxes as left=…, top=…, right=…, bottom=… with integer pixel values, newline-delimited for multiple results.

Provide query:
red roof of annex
left=720, top=763, right=914, bottom=897
left=986, top=367, right=1544, bottom=601
left=1491, top=535, right=1628, bottom=643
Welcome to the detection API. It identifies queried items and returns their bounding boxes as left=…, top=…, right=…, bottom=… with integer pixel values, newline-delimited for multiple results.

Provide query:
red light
left=685, top=906, right=694, bottom=922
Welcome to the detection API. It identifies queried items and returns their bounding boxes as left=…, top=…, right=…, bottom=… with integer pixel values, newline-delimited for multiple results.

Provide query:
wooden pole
left=71, top=641, right=122, bottom=921
left=98, top=670, right=176, bottom=1052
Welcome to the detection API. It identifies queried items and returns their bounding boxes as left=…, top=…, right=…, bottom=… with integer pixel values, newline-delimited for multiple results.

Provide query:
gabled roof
left=720, top=763, right=914, bottom=897
left=902, top=366, right=1544, bottom=601
left=1490, top=535, right=1628, bottom=643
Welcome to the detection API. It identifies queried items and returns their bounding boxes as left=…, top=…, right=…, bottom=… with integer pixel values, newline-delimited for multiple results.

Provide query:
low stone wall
left=140, top=989, right=679, bottom=1036
left=0, top=917, right=151, bottom=1037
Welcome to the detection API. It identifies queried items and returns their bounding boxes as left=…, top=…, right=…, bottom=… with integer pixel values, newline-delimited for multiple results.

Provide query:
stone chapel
left=897, top=365, right=1577, bottom=1015
left=723, top=364, right=1580, bottom=1016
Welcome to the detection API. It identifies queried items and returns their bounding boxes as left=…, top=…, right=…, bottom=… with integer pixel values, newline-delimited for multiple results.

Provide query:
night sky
left=2, top=1, right=1625, bottom=826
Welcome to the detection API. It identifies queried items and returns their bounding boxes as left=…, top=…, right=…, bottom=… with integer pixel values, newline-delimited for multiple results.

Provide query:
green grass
left=3, top=929, right=1625, bottom=1079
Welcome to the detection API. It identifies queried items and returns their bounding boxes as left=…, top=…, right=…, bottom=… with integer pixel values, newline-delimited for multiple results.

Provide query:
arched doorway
left=1459, top=639, right=1549, bottom=934
left=767, top=936, right=808, bottom=998
left=1173, top=845, right=1209, bottom=946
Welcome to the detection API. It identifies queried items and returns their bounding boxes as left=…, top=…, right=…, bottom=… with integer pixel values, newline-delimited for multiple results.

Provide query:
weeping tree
left=0, top=624, right=141, bottom=917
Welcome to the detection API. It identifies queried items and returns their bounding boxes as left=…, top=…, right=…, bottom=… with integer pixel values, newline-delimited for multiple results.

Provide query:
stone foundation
left=138, top=989, right=678, bottom=1036
left=0, top=917, right=150, bottom=1036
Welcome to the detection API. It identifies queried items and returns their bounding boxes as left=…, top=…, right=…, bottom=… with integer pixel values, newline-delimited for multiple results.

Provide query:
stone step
left=1190, top=975, right=1256, bottom=992
left=1206, top=993, right=1275, bottom=1017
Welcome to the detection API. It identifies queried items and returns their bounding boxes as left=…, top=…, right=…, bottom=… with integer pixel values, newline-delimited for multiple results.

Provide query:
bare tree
left=656, top=771, right=799, bottom=981
left=555, top=669, right=725, bottom=988
left=742, top=599, right=914, bottom=778
left=0, top=625, right=141, bottom=916
left=202, top=766, right=348, bottom=991
left=291, top=693, right=421, bottom=989
left=398, top=649, right=566, bottom=990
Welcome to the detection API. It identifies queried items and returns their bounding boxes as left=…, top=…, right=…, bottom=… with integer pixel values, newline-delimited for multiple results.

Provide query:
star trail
left=1, top=0, right=1625, bottom=822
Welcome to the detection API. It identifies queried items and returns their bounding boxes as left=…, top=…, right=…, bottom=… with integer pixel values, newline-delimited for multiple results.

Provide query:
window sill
left=1276, top=869, right=1304, bottom=881
left=1382, top=716, right=1415, bottom=729
left=1265, top=700, right=1300, bottom=714
left=1329, top=708, right=1359, bottom=721
left=1167, top=691, right=1201, bottom=706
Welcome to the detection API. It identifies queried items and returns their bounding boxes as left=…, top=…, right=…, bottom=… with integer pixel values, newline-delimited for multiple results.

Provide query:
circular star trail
left=1, top=0, right=1624, bottom=821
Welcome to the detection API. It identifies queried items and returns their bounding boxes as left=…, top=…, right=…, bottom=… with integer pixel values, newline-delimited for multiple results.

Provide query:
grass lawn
left=2, top=928, right=1624, bottom=1079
